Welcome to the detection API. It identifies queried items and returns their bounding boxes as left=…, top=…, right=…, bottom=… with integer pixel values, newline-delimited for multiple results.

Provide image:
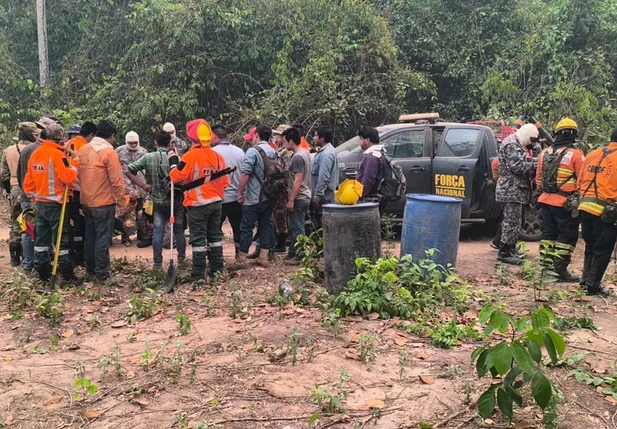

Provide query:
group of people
left=495, top=119, right=617, bottom=296
left=3, top=116, right=394, bottom=284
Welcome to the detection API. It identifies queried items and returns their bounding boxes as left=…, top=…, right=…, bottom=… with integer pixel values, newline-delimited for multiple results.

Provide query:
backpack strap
left=581, top=147, right=617, bottom=200
left=551, top=147, right=576, bottom=194
left=253, top=145, right=269, bottom=186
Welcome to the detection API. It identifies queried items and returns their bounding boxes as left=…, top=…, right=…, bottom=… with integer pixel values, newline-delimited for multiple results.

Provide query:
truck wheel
left=519, top=202, right=542, bottom=242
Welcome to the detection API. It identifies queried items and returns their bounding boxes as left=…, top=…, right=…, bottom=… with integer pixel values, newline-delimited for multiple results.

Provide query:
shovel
left=158, top=178, right=178, bottom=293
left=50, top=185, right=70, bottom=290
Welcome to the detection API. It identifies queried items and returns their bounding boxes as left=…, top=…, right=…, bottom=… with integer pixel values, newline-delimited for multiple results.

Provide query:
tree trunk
left=36, top=0, right=49, bottom=88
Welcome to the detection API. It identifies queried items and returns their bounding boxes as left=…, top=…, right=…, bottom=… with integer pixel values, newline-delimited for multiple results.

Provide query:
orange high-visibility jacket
left=169, top=146, right=229, bottom=207
left=535, top=146, right=585, bottom=208
left=77, top=137, right=126, bottom=209
left=24, top=140, right=77, bottom=203
left=68, top=135, right=87, bottom=153
left=578, top=142, right=617, bottom=216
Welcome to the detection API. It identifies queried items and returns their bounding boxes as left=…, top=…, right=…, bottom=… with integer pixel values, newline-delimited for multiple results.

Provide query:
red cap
left=243, top=127, right=257, bottom=142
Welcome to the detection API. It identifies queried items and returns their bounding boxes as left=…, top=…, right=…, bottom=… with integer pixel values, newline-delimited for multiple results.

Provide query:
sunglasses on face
left=530, top=137, right=539, bottom=143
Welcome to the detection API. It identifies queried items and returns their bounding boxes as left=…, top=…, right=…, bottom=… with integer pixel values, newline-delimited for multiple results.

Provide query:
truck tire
left=519, top=201, right=542, bottom=242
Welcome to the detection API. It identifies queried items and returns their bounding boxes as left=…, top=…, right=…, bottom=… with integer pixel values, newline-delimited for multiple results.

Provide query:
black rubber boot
left=554, top=255, right=580, bottom=283
left=497, top=244, right=523, bottom=266
left=36, top=264, right=50, bottom=282
left=191, top=251, right=207, bottom=281
left=9, top=243, right=21, bottom=267
left=273, top=234, right=287, bottom=253
left=61, top=266, right=84, bottom=285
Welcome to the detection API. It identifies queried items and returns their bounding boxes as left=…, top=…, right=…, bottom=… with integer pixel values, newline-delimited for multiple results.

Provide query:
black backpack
left=255, top=146, right=289, bottom=201
left=541, top=147, right=572, bottom=194
left=378, top=154, right=407, bottom=202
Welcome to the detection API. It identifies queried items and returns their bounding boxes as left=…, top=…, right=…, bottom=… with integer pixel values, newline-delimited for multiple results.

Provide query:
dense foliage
left=1, top=0, right=617, bottom=146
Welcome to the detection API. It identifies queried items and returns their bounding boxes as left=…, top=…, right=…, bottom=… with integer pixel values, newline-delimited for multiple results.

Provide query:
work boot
left=584, top=282, right=611, bottom=296
left=136, top=239, right=152, bottom=248
left=9, top=243, right=21, bottom=267
left=497, top=244, right=523, bottom=266
left=284, top=256, right=302, bottom=266
left=255, top=250, right=269, bottom=268
left=247, top=247, right=260, bottom=260
left=554, top=255, right=580, bottom=283
left=229, top=252, right=248, bottom=271
left=36, top=264, right=50, bottom=282
left=61, top=266, right=84, bottom=286
left=273, top=234, right=287, bottom=253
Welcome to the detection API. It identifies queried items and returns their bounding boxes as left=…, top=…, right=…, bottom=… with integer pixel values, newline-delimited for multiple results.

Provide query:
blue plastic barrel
left=400, top=194, right=462, bottom=267
left=323, top=202, right=381, bottom=294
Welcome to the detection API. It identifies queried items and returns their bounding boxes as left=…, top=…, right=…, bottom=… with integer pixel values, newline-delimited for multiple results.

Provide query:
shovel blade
left=157, top=260, right=176, bottom=293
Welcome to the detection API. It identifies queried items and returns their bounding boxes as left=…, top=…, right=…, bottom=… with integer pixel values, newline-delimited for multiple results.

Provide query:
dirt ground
left=1, top=216, right=617, bottom=429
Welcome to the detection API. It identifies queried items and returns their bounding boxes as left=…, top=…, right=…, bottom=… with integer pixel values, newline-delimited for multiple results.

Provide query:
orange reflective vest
left=535, top=146, right=584, bottom=208
left=23, top=140, right=77, bottom=203
left=578, top=142, right=617, bottom=216
left=169, top=146, right=229, bottom=207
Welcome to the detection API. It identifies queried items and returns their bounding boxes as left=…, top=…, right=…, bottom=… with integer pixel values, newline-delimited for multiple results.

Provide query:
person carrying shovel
left=23, top=123, right=81, bottom=284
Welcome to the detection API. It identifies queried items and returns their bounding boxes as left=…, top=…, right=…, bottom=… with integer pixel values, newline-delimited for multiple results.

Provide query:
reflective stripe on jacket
left=169, top=146, right=229, bottom=207
left=578, top=142, right=617, bottom=216
left=535, top=146, right=584, bottom=208
left=23, top=140, right=77, bottom=203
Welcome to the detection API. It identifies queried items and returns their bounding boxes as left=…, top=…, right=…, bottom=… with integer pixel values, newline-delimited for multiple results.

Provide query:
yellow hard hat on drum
left=334, top=179, right=364, bottom=205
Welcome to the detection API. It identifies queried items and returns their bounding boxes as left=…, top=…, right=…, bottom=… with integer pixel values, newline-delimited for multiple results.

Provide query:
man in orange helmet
left=24, top=123, right=80, bottom=283
left=169, top=119, right=229, bottom=280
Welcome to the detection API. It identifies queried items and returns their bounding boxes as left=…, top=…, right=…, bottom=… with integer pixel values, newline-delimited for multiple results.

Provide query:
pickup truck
left=336, top=119, right=542, bottom=241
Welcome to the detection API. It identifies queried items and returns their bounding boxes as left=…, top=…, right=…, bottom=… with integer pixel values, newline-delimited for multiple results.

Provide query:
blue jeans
left=288, top=198, right=310, bottom=257
left=239, top=200, right=275, bottom=254
left=83, top=204, right=116, bottom=280
left=21, top=201, right=34, bottom=271
left=153, top=203, right=186, bottom=266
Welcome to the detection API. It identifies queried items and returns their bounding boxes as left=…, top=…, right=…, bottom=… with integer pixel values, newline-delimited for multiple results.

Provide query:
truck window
left=436, top=129, right=479, bottom=157
left=382, top=130, right=425, bottom=158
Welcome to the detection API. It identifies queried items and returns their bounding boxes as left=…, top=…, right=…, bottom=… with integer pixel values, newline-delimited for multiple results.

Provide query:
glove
left=167, top=149, right=179, bottom=167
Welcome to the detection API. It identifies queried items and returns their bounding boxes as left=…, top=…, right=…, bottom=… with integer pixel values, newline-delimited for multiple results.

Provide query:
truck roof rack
left=398, top=112, right=440, bottom=124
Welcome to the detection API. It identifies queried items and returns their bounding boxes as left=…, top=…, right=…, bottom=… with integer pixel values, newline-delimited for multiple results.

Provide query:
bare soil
left=1, top=218, right=617, bottom=429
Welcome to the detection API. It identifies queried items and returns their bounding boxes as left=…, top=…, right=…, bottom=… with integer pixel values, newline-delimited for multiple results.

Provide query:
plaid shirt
left=127, top=148, right=170, bottom=205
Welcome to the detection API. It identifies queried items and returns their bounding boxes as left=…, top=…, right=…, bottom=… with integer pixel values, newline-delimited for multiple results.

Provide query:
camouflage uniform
left=171, top=137, right=189, bottom=157
left=116, top=144, right=150, bottom=243
left=2, top=123, right=37, bottom=266
left=496, top=134, right=534, bottom=246
left=273, top=146, right=293, bottom=235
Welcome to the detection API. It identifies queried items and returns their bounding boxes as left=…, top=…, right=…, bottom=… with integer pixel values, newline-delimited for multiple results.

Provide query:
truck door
left=432, top=127, right=482, bottom=218
left=380, top=128, right=432, bottom=214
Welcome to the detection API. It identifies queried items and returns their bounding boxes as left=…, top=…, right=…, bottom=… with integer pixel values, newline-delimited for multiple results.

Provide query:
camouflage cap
left=36, top=116, right=56, bottom=130
left=18, top=122, right=38, bottom=134
left=45, top=123, right=65, bottom=142
left=272, top=124, right=291, bottom=135
left=14, top=122, right=39, bottom=142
